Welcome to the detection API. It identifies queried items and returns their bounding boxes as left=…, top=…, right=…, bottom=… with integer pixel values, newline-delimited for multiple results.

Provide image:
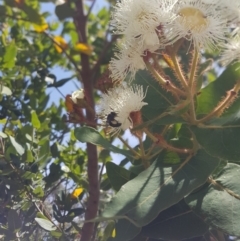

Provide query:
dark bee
left=106, top=112, right=121, bottom=128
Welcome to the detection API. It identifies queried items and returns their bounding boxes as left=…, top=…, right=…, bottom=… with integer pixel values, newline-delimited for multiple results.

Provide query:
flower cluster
left=109, top=0, right=240, bottom=82
left=98, top=0, right=240, bottom=135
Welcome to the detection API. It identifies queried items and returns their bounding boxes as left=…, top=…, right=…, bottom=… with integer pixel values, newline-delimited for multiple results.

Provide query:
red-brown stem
left=197, top=86, right=239, bottom=124
left=144, top=129, right=194, bottom=154
left=74, top=1, right=99, bottom=241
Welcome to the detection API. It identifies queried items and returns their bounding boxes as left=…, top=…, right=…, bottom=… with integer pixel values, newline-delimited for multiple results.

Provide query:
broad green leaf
left=0, top=86, right=12, bottom=96
left=3, top=41, right=17, bottom=69
left=106, top=162, right=136, bottom=191
left=31, top=110, right=41, bottom=129
left=55, top=3, right=75, bottom=20
left=102, top=150, right=219, bottom=227
left=21, top=4, right=42, bottom=24
left=9, top=136, right=24, bottom=156
left=191, top=115, right=240, bottom=161
left=197, top=62, right=240, bottom=115
left=141, top=200, right=208, bottom=240
left=74, top=127, right=132, bottom=158
left=132, top=70, right=179, bottom=128
left=186, top=163, right=240, bottom=236
left=108, top=219, right=141, bottom=241
left=7, top=210, right=21, bottom=232
left=35, top=218, right=56, bottom=231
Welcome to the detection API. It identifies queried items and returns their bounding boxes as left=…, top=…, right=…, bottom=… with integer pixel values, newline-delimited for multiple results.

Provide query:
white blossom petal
left=109, top=41, right=146, bottom=82
left=221, top=33, right=240, bottom=66
left=71, top=89, right=84, bottom=103
left=164, top=0, right=229, bottom=50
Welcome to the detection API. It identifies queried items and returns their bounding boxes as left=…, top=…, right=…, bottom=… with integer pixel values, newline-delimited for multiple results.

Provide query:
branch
left=74, top=1, right=100, bottom=241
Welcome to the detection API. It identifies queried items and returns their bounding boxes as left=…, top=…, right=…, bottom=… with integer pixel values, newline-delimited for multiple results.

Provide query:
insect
left=106, top=112, right=122, bottom=128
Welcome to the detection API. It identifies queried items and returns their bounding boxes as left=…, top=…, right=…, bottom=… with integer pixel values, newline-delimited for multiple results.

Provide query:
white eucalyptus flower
left=221, top=33, right=240, bottom=66
left=98, top=84, right=148, bottom=135
left=164, top=0, right=229, bottom=50
left=109, top=41, right=146, bottom=82
left=71, top=89, right=84, bottom=103
left=111, top=0, right=175, bottom=48
left=219, top=0, right=240, bottom=22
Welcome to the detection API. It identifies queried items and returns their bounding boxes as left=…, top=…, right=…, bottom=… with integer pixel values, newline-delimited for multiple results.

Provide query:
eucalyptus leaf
left=31, top=110, right=41, bottom=129
left=35, top=218, right=56, bottom=231
left=141, top=200, right=208, bottom=240
left=9, top=136, right=25, bottom=156
left=3, top=41, right=17, bottom=69
left=192, top=123, right=240, bottom=161
left=186, top=163, right=240, bottom=236
left=74, top=127, right=132, bottom=158
left=106, top=162, right=136, bottom=191
left=55, top=3, right=75, bottom=21
left=132, top=70, right=178, bottom=128
left=0, top=86, right=12, bottom=96
left=197, top=62, right=240, bottom=115
left=102, top=150, right=220, bottom=227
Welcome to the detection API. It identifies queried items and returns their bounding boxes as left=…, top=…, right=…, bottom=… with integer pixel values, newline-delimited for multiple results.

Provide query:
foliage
left=0, top=0, right=240, bottom=241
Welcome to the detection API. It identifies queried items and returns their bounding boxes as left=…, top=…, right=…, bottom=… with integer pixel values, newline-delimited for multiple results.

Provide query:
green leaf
left=50, top=231, right=62, bottom=238
left=21, top=4, right=42, bottom=24
left=186, top=163, right=240, bottom=236
left=102, top=150, right=219, bottom=227
left=37, top=138, right=50, bottom=164
left=7, top=210, right=21, bottom=232
left=33, top=186, right=44, bottom=198
left=106, top=162, right=136, bottom=191
left=35, top=218, right=56, bottom=231
left=31, top=110, right=41, bottom=129
left=3, top=41, right=17, bottom=69
left=55, top=3, right=75, bottom=20
left=9, top=136, right=25, bottom=156
left=108, top=219, right=141, bottom=241
left=74, top=127, right=132, bottom=158
left=132, top=70, right=179, bottom=128
left=197, top=62, right=240, bottom=115
left=191, top=116, right=240, bottom=161
left=0, top=86, right=12, bottom=96
left=26, top=149, right=34, bottom=162
left=47, top=76, right=73, bottom=88
left=141, top=200, right=208, bottom=240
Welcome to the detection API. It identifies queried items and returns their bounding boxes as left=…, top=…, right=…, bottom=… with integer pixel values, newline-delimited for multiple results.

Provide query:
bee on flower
left=98, top=84, right=148, bottom=135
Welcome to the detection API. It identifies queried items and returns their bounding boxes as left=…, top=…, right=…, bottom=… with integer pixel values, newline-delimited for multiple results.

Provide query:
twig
left=86, top=0, right=97, bottom=19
